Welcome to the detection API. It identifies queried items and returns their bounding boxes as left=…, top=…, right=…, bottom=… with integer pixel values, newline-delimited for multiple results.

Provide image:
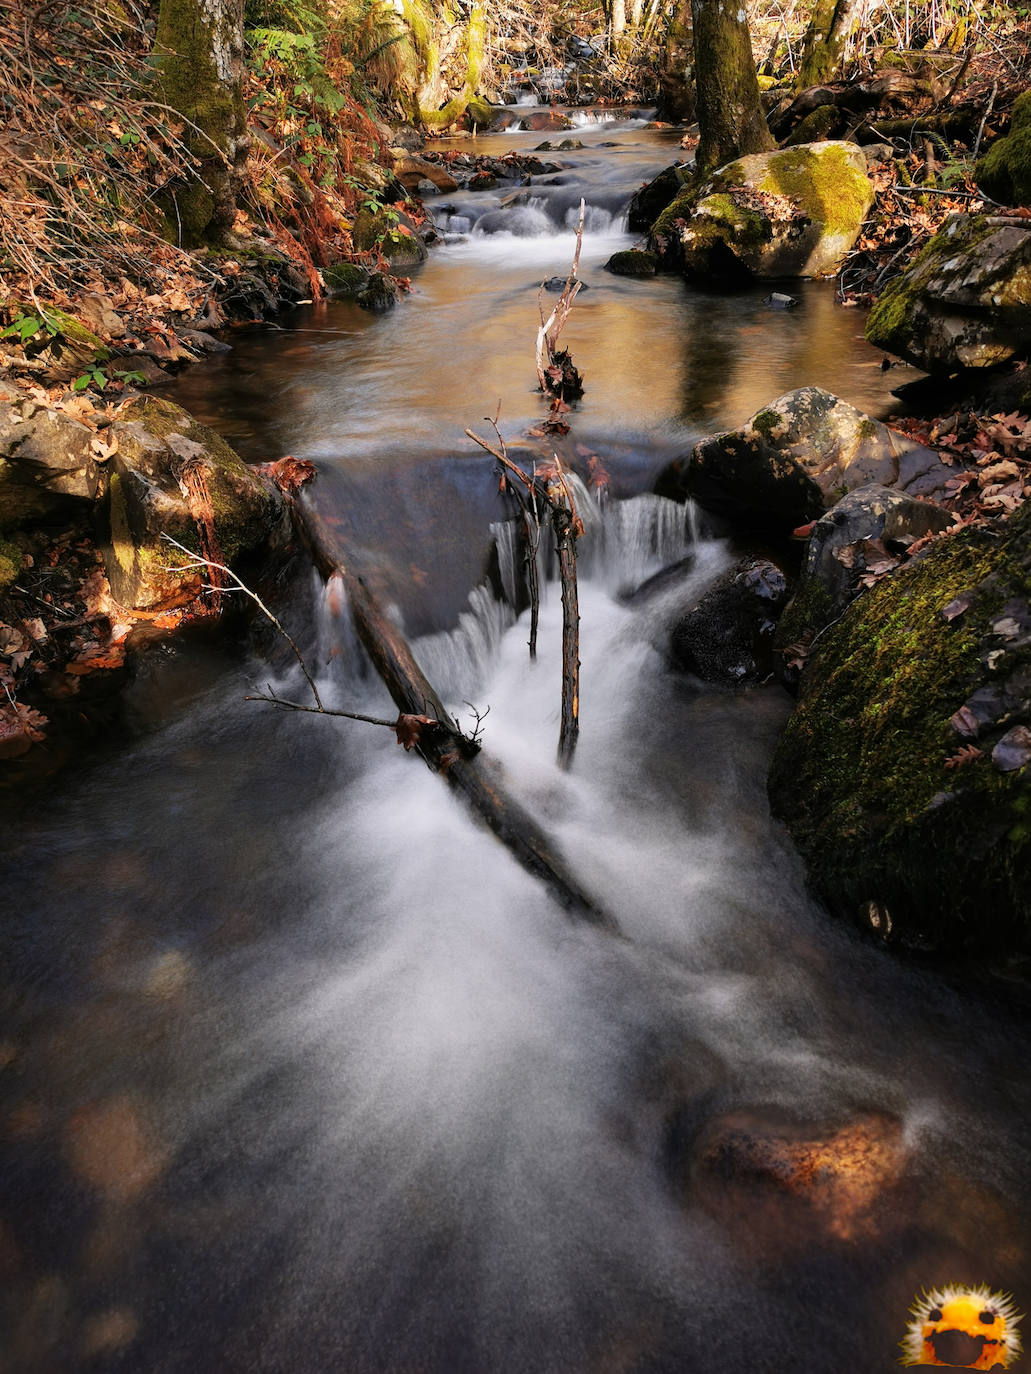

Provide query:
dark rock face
left=665, top=387, right=943, bottom=535
left=975, top=89, right=1031, bottom=207
left=768, top=498, right=1031, bottom=952
left=103, top=397, right=285, bottom=610
left=0, top=401, right=98, bottom=528
left=774, top=484, right=955, bottom=662
left=604, top=249, right=658, bottom=278
left=626, top=162, right=692, bottom=233
left=866, top=213, right=1031, bottom=373
left=671, top=557, right=789, bottom=685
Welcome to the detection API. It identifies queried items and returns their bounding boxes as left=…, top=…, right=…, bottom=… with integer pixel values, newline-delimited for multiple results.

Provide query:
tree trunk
left=656, top=0, right=696, bottom=123
left=691, top=0, right=774, bottom=176
left=292, top=495, right=617, bottom=933
left=796, top=0, right=865, bottom=90
left=155, top=0, right=247, bottom=246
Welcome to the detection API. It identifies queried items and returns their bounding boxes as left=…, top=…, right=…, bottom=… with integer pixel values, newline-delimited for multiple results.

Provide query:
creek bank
left=0, top=387, right=289, bottom=768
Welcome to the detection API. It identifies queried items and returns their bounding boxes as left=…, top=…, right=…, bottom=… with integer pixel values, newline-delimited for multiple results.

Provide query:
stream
left=3, top=112, right=1031, bottom=1373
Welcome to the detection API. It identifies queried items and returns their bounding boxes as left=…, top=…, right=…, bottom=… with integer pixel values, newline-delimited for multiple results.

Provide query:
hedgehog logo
left=901, top=1285, right=1023, bottom=1369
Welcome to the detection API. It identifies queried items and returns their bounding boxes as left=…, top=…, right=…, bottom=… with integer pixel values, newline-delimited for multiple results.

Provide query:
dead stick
left=554, top=502, right=580, bottom=769
left=292, top=494, right=617, bottom=932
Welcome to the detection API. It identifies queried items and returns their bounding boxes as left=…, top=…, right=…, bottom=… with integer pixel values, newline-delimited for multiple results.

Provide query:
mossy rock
left=105, top=397, right=285, bottom=610
left=0, top=537, right=20, bottom=592
left=324, top=261, right=372, bottom=298
left=628, top=163, right=694, bottom=234
left=782, top=104, right=842, bottom=147
left=653, top=143, right=874, bottom=280
left=605, top=249, right=658, bottom=278
left=357, top=272, right=400, bottom=313
left=353, top=210, right=427, bottom=269
left=769, top=499, right=1031, bottom=951
left=866, top=213, right=1031, bottom=372
left=975, top=90, right=1031, bottom=207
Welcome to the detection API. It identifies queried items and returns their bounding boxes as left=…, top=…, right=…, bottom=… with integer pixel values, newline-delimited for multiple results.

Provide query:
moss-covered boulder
left=769, top=499, right=1031, bottom=951
left=626, top=163, right=694, bottom=233
left=357, top=272, right=401, bottom=313
left=866, top=213, right=1031, bottom=373
left=975, top=90, right=1031, bottom=207
left=0, top=400, right=99, bottom=530
left=103, top=397, right=285, bottom=610
left=667, top=387, right=942, bottom=534
left=651, top=143, right=874, bottom=280
left=353, top=209, right=428, bottom=269
left=604, top=249, right=658, bottom=278
left=323, top=261, right=371, bottom=299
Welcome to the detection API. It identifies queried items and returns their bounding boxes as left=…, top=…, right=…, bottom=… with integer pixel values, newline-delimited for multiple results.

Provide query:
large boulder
left=102, top=397, right=285, bottom=610
left=626, top=162, right=693, bottom=233
left=662, top=387, right=942, bottom=534
left=0, top=400, right=99, bottom=529
left=866, top=213, right=1031, bottom=372
left=650, top=142, right=874, bottom=280
left=774, top=483, right=955, bottom=661
left=975, top=90, right=1031, bottom=207
left=768, top=497, right=1031, bottom=952
left=671, top=557, right=789, bottom=684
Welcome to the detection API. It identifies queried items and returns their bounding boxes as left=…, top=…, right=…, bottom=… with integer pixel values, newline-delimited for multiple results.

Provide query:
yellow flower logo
left=901, top=1285, right=1023, bottom=1368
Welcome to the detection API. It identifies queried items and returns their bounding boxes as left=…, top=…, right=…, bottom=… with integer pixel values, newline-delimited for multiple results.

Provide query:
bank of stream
left=3, top=112, right=1031, bottom=1372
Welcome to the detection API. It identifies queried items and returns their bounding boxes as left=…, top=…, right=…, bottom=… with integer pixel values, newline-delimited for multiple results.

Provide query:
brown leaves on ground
left=891, top=406, right=1031, bottom=528
left=945, top=743, right=984, bottom=769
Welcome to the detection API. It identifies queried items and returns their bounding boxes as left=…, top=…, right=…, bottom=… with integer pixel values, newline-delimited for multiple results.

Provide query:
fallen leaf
left=394, top=712, right=437, bottom=750
left=949, top=705, right=979, bottom=738
left=945, top=744, right=983, bottom=769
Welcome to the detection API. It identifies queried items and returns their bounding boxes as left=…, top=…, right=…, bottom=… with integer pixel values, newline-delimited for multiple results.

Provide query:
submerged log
left=291, top=494, right=617, bottom=933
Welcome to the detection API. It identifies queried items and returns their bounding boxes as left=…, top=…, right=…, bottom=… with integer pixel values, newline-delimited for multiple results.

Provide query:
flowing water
left=4, top=113, right=1031, bottom=1373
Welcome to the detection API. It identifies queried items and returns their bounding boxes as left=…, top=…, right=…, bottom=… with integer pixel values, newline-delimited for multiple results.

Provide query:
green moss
left=782, top=105, right=839, bottom=147
left=769, top=502, right=1031, bottom=946
left=856, top=417, right=877, bottom=439
left=465, top=94, right=494, bottom=129
left=758, top=144, right=871, bottom=237
left=324, top=261, right=370, bottom=296
left=976, top=96, right=1031, bottom=208
left=0, top=538, right=19, bottom=592
left=774, top=576, right=834, bottom=654
left=605, top=249, right=658, bottom=278
left=651, top=184, right=701, bottom=240
left=752, top=407, right=784, bottom=439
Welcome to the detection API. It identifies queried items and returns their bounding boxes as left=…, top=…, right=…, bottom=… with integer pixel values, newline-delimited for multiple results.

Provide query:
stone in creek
left=541, top=275, right=589, bottom=292
left=604, top=249, right=658, bottom=278
left=519, top=110, right=574, bottom=132
left=357, top=271, right=401, bottom=312
left=0, top=398, right=99, bottom=528
left=670, top=556, right=789, bottom=685
left=667, top=386, right=945, bottom=534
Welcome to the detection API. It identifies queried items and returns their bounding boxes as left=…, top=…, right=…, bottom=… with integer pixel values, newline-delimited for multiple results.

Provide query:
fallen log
left=291, top=493, right=617, bottom=933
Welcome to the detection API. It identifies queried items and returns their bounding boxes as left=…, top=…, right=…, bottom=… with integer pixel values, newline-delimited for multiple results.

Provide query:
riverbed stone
left=626, top=162, right=693, bottom=233
left=604, top=249, right=658, bottom=277
left=103, top=397, right=284, bottom=610
left=768, top=496, right=1031, bottom=951
left=866, top=213, right=1031, bottom=373
left=650, top=142, right=874, bottom=280
left=0, top=400, right=99, bottom=529
left=519, top=110, right=574, bottom=132
left=389, top=150, right=459, bottom=194
left=670, top=387, right=941, bottom=534
left=671, top=557, right=789, bottom=684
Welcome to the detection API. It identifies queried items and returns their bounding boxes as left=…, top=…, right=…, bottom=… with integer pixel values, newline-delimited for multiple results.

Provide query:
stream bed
left=3, top=112, right=1031, bottom=1373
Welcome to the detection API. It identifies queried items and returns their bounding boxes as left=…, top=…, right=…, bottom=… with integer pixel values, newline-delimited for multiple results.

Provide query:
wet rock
left=671, top=557, right=789, bottom=684
left=626, top=162, right=693, bottom=234
left=604, top=249, right=658, bottom=278
left=866, top=212, right=1031, bottom=373
left=775, top=484, right=955, bottom=655
left=541, top=275, right=589, bottom=292
left=389, top=149, right=459, bottom=194
left=651, top=142, right=874, bottom=280
left=357, top=272, right=401, bottom=312
left=103, top=396, right=285, bottom=610
left=0, top=400, right=98, bottom=528
left=672, top=387, right=942, bottom=534
left=769, top=497, right=1031, bottom=950
left=519, top=110, right=574, bottom=132
left=764, top=291, right=798, bottom=309
left=468, top=169, right=497, bottom=190
left=687, top=1109, right=908, bottom=1248
left=324, top=261, right=371, bottom=298
left=177, top=328, right=232, bottom=354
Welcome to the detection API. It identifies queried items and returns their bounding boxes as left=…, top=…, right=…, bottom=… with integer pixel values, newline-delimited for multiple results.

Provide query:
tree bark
left=155, top=0, right=247, bottom=246
left=796, top=0, right=865, bottom=90
left=656, top=0, right=696, bottom=123
left=691, top=0, right=774, bottom=177
left=292, top=494, right=617, bottom=933
left=554, top=507, right=580, bottom=770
